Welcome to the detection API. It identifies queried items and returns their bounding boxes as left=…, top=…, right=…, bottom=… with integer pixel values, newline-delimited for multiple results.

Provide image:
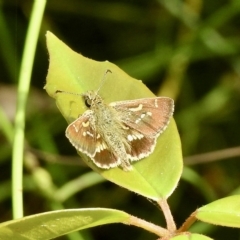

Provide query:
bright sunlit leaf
left=196, top=195, right=240, bottom=228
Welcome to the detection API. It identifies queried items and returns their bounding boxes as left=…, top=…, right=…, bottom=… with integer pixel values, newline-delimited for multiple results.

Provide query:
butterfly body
left=65, top=90, right=174, bottom=171
left=83, top=91, right=132, bottom=170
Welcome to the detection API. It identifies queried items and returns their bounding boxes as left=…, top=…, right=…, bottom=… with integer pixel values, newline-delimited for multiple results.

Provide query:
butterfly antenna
left=96, top=69, right=112, bottom=94
left=55, top=69, right=112, bottom=96
left=55, top=89, right=82, bottom=96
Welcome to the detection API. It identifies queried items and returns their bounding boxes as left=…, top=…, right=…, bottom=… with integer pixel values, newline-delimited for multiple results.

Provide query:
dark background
left=1, top=0, right=240, bottom=239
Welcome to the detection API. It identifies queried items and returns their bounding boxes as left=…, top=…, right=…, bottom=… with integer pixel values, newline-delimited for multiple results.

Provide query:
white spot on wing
left=135, top=118, right=141, bottom=124
left=136, top=133, right=144, bottom=139
left=82, top=121, right=89, bottom=127
left=129, top=104, right=143, bottom=112
left=86, top=131, right=94, bottom=137
left=127, top=135, right=134, bottom=141
left=127, top=133, right=144, bottom=141
left=73, top=124, right=78, bottom=132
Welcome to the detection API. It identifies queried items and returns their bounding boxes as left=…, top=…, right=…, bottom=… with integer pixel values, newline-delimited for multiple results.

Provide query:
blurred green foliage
left=0, top=0, right=240, bottom=239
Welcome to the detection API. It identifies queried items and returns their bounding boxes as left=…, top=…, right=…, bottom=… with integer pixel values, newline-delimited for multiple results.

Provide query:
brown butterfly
left=57, top=70, right=174, bottom=171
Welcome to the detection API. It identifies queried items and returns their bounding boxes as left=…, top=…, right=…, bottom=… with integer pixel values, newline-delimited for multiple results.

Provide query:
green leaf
left=171, top=233, right=213, bottom=240
left=45, top=31, right=183, bottom=200
left=196, top=195, right=240, bottom=228
left=0, top=208, right=129, bottom=240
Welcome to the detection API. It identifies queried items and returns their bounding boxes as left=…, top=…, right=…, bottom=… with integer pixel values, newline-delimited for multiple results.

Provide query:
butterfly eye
left=84, top=98, right=92, bottom=108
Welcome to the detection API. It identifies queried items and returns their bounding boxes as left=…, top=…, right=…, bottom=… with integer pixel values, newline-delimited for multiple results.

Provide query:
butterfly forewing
left=110, top=97, right=174, bottom=137
left=66, top=111, right=98, bottom=157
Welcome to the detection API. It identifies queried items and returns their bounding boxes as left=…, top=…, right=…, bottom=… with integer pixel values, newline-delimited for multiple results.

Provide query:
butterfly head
left=82, top=91, right=103, bottom=108
left=81, top=69, right=112, bottom=108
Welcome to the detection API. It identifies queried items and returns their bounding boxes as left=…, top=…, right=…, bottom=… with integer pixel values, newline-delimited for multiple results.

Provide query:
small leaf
left=45, top=31, right=183, bottom=200
left=0, top=208, right=130, bottom=240
left=196, top=195, right=240, bottom=228
left=171, top=233, right=213, bottom=240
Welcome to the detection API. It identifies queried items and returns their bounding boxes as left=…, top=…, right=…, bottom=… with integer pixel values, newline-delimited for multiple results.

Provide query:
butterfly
left=57, top=70, right=174, bottom=171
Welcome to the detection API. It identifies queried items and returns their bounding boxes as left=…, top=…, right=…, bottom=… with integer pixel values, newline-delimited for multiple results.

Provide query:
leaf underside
left=0, top=208, right=130, bottom=240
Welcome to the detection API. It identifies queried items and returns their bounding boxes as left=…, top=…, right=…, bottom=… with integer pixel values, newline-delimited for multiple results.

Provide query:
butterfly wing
left=110, top=97, right=174, bottom=161
left=110, top=97, right=174, bottom=136
left=66, top=110, right=121, bottom=169
left=66, top=111, right=97, bottom=157
left=125, top=127, right=156, bottom=161
left=66, top=97, right=174, bottom=168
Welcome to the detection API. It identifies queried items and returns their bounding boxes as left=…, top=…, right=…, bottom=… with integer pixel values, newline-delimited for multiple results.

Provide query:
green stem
left=158, top=198, right=176, bottom=232
left=12, top=0, right=47, bottom=219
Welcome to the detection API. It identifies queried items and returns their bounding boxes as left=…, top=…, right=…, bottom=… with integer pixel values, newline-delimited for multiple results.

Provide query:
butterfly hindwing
left=93, top=149, right=121, bottom=169
left=124, top=128, right=156, bottom=161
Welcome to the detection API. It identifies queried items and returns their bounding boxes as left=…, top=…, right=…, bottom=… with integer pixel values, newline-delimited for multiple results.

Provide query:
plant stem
left=128, top=215, right=169, bottom=237
left=177, top=211, right=197, bottom=232
left=158, top=198, right=176, bottom=232
left=12, top=0, right=47, bottom=219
